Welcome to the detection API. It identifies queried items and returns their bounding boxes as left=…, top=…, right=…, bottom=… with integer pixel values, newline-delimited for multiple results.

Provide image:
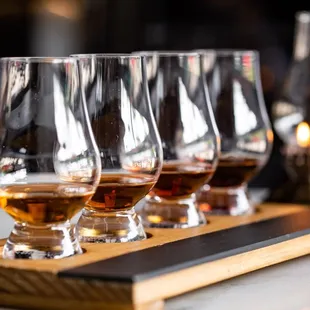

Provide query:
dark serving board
left=0, top=203, right=310, bottom=310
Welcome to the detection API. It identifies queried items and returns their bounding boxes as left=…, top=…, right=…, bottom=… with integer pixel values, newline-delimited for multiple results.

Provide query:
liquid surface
left=150, top=163, right=215, bottom=199
left=0, top=183, right=94, bottom=225
left=209, top=158, right=260, bottom=188
left=87, top=174, right=156, bottom=211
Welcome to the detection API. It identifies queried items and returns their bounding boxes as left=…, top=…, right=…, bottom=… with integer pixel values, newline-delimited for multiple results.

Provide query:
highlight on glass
left=0, top=57, right=101, bottom=259
left=135, top=51, right=220, bottom=228
left=72, top=54, right=163, bottom=243
left=196, top=50, right=274, bottom=215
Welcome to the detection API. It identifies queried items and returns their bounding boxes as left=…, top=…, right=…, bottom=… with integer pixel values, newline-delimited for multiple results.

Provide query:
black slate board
left=59, top=210, right=310, bottom=283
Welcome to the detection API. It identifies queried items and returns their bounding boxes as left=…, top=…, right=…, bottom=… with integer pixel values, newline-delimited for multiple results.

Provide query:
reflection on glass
left=72, top=54, right=163, bottom=243
left=0, top=57, right=100, bottom=259
left=135, top=52, right=220, bottom=228
left=196, top=50, right=273, bottom=215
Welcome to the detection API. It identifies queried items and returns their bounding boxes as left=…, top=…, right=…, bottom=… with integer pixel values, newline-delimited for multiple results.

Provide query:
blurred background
left=1, top=0, right=309, bottom=194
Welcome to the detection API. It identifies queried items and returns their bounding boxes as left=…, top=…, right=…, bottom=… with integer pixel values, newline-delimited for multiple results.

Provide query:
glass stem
left=3, top=221, right=82, bottom=259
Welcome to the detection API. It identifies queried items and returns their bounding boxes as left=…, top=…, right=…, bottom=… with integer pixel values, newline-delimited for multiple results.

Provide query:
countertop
left=166, top=255, right=310, bottom=310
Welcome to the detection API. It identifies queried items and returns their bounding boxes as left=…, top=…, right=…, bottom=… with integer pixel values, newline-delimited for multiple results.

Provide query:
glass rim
left=132, top=50, right=200, bottom=57
left=195, top=49, right=259, bottom=56
left=70, top=53, right=141, bottom=59
left=0, top=57, right=75, bottom=63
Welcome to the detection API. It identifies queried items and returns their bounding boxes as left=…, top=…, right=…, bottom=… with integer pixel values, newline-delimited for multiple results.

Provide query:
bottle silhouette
left=272, top=11, right=310, bottom=203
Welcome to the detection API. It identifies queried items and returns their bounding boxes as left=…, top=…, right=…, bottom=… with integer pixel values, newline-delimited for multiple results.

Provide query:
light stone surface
left=166, top=255, right=310, bottom=310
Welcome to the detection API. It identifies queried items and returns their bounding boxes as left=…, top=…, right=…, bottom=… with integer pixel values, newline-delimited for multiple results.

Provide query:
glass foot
left=77, top=208, right=147, bottom=243
left=197, top=185, right=255, bottom=216
left=3, top=221, right=82, bottom=259
left=139, top=195, right=207, bottom=228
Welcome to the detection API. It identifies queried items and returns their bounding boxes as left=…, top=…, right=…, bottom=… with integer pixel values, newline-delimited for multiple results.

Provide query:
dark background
left=1, top=0, right=308, bottom=191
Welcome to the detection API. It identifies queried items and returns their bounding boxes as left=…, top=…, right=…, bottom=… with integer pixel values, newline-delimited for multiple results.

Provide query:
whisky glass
left=0, top=57, right=100, bottom=259
left=196, top=50, right=273, bottom=215
left=72, top=54, right=163, bottom=243
left=136, top=52, right=220, bottom=228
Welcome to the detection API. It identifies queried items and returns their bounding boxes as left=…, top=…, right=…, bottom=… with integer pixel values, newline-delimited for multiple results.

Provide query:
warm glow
left=199, top=203, right=212, bottom=212
left=30, top=0, right=82, bottom=19
left=296, top=122, right=310, bottom=147
left=267, top=129, right=274, bottom=143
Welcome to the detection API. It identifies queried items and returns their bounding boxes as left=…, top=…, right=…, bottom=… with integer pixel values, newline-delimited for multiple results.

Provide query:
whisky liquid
left=87, top=174, right=156, bottom=211
left=209, top=158, right=260, bottom=188
left=0, top=183, right=94, bottom=225
left=150, top=163, right=215, bottom=199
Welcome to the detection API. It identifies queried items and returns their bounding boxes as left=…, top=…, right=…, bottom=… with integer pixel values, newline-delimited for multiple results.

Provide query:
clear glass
left=135, top=52, right=220, bottom=228
left=0, top=57, right=101, bottom=259
left=72, top=54, right=163, bottom=242
left=196, top=50, right=274, bottom=215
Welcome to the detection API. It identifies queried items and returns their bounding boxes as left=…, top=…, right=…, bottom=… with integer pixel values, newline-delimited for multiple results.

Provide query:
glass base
left=77, top=208, right=147, bottom=243
left=197, top=185, right=255, bottom=216
left=3, top=221, right=82, bottom=259
left=139, top=195, right=207, bottom=228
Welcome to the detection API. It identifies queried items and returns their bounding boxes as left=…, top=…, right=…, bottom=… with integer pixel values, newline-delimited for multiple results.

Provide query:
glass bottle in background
left=272, top=12, right=310, bottom=203
left=273, top=11, right=310, bottom=147
left=136, top=52, right=220, bottom=228
left=196, top=50, right=273, bottom=215
left=0, top=57, right=101, bottom=259
left=72, top=54, right=163, bottom=243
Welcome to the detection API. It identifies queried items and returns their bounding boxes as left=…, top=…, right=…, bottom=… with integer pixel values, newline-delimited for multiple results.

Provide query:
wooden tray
left=1, top=203, right=310, bottom=310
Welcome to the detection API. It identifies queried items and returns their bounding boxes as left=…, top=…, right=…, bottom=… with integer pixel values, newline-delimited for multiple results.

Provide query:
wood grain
left=0, top=203, right=308, bottom=310
left=0, top=203, right=303, bottom=273
left=0, top=294, right=163, bottom=310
